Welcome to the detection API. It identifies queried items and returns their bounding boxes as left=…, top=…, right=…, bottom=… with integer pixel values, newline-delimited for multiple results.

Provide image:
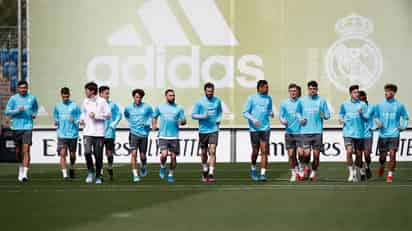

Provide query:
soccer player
left=80, top=82, right=111, bottom=184
left=5, top=80, right=38, bottom=182
left=279, top=83, right=301, bottom=182
left=375, top=84, right=409, bottom=183
left=152, top=89, right=186, bottom=183
left=53, top=87, right=81, bottom=180
left=296, top=80, right=330, bottom=181
left=359, top=90, right=375, bottom=180
left=99, top=86, right=122, bottom=181
left=243, top=80, right=273, bottom=181
left=339, top=85, right=368, bottom=182
left=124, top=89, right=153, bottom=182
left=192, top=82, right=222, bottom=183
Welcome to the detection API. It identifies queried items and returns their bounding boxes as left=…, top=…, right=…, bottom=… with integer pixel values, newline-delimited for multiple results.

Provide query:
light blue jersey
left=339, top=99, right=368, bottom=138
left=124, top=102, right=153, bottom=137
left=192, top=96, right=222, bottom=134
left=53, top=100, right=81, bottom=139
left=364, top=104, right=377, bottom=138
left=153, top=102, right=185, bottom=139
left=279, top=98, right=301, bottom=134
left=105, top=100, right=122, bottom=139
left=297, top=95, right=330, bottom=134
left=242, top=93, right=273, bottom=132
left=5, top=93, right=38, bottom=130
left=375, top=98, right=409, bottom=138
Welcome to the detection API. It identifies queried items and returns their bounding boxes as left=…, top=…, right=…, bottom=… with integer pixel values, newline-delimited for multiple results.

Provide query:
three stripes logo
left=87, top=0, right=264, bottom=89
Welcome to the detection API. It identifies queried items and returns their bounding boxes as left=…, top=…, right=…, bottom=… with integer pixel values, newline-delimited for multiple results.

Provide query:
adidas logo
left=87, top=0, right=264, bottom=89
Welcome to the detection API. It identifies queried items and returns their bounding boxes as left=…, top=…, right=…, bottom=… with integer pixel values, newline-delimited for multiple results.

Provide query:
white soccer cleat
left=289, top=174, right=297, bottom=182
left=347, top=174, right=354, bottom=182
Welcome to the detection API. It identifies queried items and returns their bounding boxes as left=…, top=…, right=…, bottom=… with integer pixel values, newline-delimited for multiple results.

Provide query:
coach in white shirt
left=80, top=82, right=111, bottom=184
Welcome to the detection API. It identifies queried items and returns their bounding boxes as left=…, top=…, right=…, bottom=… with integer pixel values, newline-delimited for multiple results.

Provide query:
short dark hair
left=384, top=84, right=398, bottom=93
left=257, top=80, right=268, bottom=90
left=165, top=89, right=174, bottom=96
left=98, top=85, right=110, bottom=94
left=307, top=80, right=318, bottom=88
left=359, top=90, right=368, bottom=104
left=288, top=83, right=298, bottom=89
left=204, top=82, right=215, bottom=90
left=60, top=87, right=70, bottom=95
left=132, top=88, right=145, bottom=98
left=17, top=80, right=28, bottom=87
left=84, top=82, right=98, bottom=95
left=349, top=85, right=359, bottom=93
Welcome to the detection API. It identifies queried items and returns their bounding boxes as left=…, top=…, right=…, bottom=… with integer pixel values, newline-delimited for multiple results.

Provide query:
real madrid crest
left=325, top=13, right=383, bottom=91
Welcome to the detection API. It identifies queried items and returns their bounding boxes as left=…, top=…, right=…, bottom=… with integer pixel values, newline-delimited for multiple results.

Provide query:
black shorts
left=250, top=130, right=270, bottom=145
left=299, top=134, right=323, bottom=151
left=199, top=132, right=219, bottom=148
left=363, top=137, right=373, bottom=151
left=285, top=133, right=300, bottom=150
left=158, top=139, right=180, bottom=154
left=129, top=133, right=148, bottom=154
left=13, top=130, right=32, bottom=145
left=343, top=137, right=364, bottom=152
left=378, top=137, right=400, bottom=153
left=104, top=138, right=115, bottom=152
left=57, top=138, right=78, bottom=153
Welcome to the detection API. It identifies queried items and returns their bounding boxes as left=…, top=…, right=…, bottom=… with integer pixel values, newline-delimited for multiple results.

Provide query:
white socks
left=209, top=166, right=215, bottom=175
left=168, top=169, right=174, bottom=177
left=260, top=168, right=266, bottom=175
left=62, top=169, right=68, bottom=178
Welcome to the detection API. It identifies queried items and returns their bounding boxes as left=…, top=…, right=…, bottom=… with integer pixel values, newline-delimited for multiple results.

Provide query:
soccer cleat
left=289, top=174, right=297, bottom=182
left=259, top=174, right=267, bottom=182
left=95, top=177, right=103, bottom=184
left=250, top=169, right=258, bottom=181
left=159, top=167, right=166, bottom=180
left=167, top=175, right=175, bottom=183
left=207, top=175, right=216, bottom=183
left=69, top=169, right=75, bottom=179
left=201, top=176, right=208, bottom=183
left=296, top=172, right=304, bottom=181
left=108, top=169, right=114, bottom=181
left=85, top=172, right=94, bottom=184
left=378, top=166, right=385, bottom=177
left=132, top=175, right=141, bottom=182
left=140, top=166, right=147, bottom=177
left=310, top=175, right=317, bottom=182
left=366, top=168, right=372, bottom=179
left=386, top=175, right=393, bottom=183
left=21, top=177, right=29, bottom=183
left=303, top=166, right=310, bottom=179
left=360, top=174, right=366, bottom=182
left=347, top=174, right=354, bottom=182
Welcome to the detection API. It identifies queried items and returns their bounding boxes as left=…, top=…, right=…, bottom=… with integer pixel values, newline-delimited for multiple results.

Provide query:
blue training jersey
left=154, top=102, right=185, bottom=139
left=105, top=100, right=122, bottom=139
left=297, top=95, right=330, bottom=134
left=279, top=97, right=301, bottom=134
left=5, top=93, right=38, bottom=130
left=191, top=96, right=222, bottom=134
left=242, top=93, right=273, bottom=132
left=339, top=99, right=368, bottom=138
left=375, top=98, right=409, bottom=138
left=124, top=102, right=153, bottom=137
left=363, top=103, right=377, bottom=138
left=53, top=100, right=81, bottom=139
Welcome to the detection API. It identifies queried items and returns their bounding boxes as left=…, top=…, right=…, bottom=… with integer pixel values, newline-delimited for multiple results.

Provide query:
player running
left=296, top=80, right=330, bottom=181
left=5, top=80, right=38, bottom=182
left=124, top=89, right=153, bottom=182
left=192, top=82, right=223, bottom=183
left=243, top=80, right=274, bottom=182
left=374, top=84, right=409, bottom=183
left=99, top=86, right=122, bottom=181
left=339, top=85, right=368, bottom=182
left=279, top=83, right=301, bottom=182
left=53, top=87, right=81, bottom=180
left=359, top=90, right=376, bottom=180
left=152, top=89, right=186, bottom=183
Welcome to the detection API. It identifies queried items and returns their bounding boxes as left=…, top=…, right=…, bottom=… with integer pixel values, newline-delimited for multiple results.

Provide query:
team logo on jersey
left=325, top=13, right=383, bottom=91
